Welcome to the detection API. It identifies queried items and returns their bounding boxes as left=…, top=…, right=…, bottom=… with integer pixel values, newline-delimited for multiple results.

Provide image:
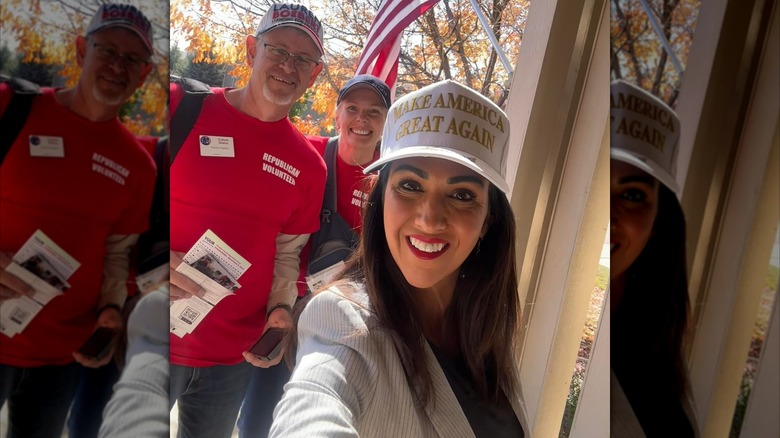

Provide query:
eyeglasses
left=91, top=43, right=150, bottom=72
left=262, top=43, right=320, bottom=71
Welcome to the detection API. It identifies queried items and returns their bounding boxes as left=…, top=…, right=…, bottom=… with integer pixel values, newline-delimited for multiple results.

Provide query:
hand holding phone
left=249, top=327, right=287, bottom=361
left=78, top=327, right=119, bottom=361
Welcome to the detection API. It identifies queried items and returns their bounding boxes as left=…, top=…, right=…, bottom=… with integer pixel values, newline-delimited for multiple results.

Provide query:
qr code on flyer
left=179, top=307, right=201, bottom=325
left=10, top=307, right=30, bottom=325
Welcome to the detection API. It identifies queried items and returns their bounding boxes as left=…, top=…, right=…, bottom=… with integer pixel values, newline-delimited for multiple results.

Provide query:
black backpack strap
left=150, top=136, right=170, bottom=232
left=169, top=76, right=212, bottom=164
left=0, top=76, right=42, bottom=165
left=321, top=137, right=340, bottom=220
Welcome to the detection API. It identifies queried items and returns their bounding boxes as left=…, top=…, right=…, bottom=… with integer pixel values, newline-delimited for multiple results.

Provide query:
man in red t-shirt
left=0, top=4, right=156, bottom=437
left=237, top=74, right=391, bottom=436
left=168, top=4, right=326, bottom=437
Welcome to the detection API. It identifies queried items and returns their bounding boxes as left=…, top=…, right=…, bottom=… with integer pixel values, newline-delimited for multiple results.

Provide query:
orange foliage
left=610, top=0, right=700, bottom=106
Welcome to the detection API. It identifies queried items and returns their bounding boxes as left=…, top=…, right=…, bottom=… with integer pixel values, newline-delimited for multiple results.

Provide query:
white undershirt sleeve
left=267, top=233, right=309, bottom=312
left=98, top=234, right=139, bottom=310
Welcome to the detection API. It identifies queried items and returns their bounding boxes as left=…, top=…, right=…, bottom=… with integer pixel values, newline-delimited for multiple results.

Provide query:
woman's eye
left=347, top=106, right=357, bottom=112
left=621, top=188, right=647, bottom=203
left=399, top=180, right=421, bottom=192
left=451, top=190, right=476, bottom=201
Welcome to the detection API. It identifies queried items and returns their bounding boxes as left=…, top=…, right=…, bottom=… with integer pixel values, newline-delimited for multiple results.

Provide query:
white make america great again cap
left=610, top=80, right=681, bottom=195
left=364, top=80, right=511, bottom=194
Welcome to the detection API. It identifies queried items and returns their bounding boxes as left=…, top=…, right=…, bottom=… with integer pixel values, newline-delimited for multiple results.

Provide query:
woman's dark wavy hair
left=332, top=168, right=521, bottom=407
left=612, top=184, right=690, bottom=402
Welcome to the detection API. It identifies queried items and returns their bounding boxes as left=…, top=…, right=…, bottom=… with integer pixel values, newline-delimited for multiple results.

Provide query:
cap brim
left=339, top=83, right=390, bottom=109
left=363, top=146, right=509, bottom=194
left=611, top=148, right=680, bottom=195
left=89, top=24, right=153, bottom=54
left=258, top=23, right=324, bottom=55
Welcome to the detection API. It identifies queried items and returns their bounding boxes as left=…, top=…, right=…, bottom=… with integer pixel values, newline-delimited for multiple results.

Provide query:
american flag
left=356, top=0, right=441, bottom=99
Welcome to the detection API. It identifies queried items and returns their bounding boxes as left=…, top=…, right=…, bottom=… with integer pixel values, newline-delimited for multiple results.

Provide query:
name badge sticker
left=305, top=261, right=346, bottom=293
left=29, top=136, right=64, bottom=158
left=199, top=135, right=235, bottom=157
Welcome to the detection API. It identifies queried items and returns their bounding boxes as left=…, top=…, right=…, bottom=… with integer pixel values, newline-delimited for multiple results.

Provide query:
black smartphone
left=249, top=327, right=287, bottom=361
left=78, top=327, right=119, bottom=361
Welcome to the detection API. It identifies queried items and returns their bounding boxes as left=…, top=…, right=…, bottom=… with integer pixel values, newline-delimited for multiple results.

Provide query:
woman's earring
left=475, top=238, right=482, bottom=256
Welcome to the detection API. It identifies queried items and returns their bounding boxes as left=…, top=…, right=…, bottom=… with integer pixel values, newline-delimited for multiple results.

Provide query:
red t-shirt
left=169, top=84, right=326, bottom=366
left=0, top=84, right=156, bottom=367
left=296, top=135, right=377, bottom=296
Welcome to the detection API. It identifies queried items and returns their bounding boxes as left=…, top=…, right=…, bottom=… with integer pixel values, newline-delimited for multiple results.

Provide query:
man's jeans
left=67, top=361, right=120, bottom=438
left=170, top=362, right=253, bottom=438
left=237, top=363, right=292, bottom=438
left=0, top=363, right=80, bottom=438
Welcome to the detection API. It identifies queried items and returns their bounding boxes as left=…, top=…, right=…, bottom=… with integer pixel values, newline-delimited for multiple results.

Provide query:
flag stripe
left=377, top=38, right=401, bottom=80
left=360, top=1, right=415, bottom=61
left=357, top=1, right=437, bottom=74
left=356, top=0, right=441, bottom=97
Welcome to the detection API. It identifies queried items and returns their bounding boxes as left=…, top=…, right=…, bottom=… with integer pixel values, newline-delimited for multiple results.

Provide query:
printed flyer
left=170, top=230, right=251, bottom=337
left=1, top=230, right=80, bottom=337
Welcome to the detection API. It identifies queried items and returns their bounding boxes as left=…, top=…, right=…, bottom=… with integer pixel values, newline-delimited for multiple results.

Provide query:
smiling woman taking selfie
left=610, top=80, right=700, bottom=437
left=270, top=80, right=529, bottom=438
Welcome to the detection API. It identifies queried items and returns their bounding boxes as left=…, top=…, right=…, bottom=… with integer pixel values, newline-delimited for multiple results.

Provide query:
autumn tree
left=12, top=54, right=59, bottom=86
left=170, top=45, right=188, bottom=76
left=181, top=47, right=234, bottom=86
left=0, top=46, right=17, bottom=73
left=1, top=0, right=170, bottom=136
left=610, top=0, right=700, bottom=106
left=170, top=0, right=529, bottom=135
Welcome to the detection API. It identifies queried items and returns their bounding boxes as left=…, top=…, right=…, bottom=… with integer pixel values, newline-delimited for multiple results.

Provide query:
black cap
left=337, top=75, right=392, bottom=109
